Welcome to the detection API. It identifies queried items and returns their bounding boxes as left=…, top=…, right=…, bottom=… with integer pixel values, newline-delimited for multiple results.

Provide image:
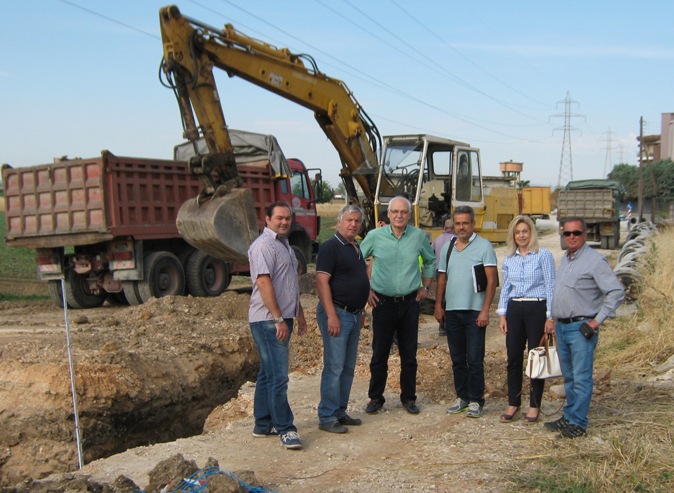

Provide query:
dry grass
left=511, top=227, right=674, bottom=493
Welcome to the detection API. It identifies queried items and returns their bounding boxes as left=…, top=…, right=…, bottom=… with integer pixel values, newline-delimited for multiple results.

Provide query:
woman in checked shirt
left=497, top=215, right=556, bottom=423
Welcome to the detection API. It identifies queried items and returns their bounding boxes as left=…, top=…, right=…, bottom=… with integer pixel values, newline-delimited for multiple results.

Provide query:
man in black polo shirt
left=315, top=204, right=371, bottom=433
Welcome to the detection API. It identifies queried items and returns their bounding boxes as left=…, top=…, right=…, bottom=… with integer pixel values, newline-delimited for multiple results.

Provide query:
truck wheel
left=186, top=250, right=230, bottom=297
left=137, top=251, right=186, bottom=303
left=122, top=281, right=143, bottom=306
left=292, top=246, right=308, bottom=276
left=64, top=269, right=106, bottom=309
left=48, top=280, right=65, bottom=308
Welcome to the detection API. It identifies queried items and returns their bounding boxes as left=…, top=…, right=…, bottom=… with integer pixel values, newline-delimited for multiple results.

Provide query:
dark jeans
left=369, top=297, right=420, bottom=403
left=445, top=310, right=486, bottom=406
left=505, top=299, right=546, bottom=408
left=249, top=319, right=297, bottom=434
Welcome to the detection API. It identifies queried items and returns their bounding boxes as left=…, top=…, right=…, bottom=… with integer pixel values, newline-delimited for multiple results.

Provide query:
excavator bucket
left=176, top=187, right=260, bottom=264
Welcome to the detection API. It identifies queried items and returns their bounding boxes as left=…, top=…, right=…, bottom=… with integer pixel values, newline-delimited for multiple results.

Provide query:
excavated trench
left=0, top=292, right=260, bottom=486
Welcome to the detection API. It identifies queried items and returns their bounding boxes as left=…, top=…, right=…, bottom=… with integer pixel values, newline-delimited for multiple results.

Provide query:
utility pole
left=551, top=91, right=585, bottom=189
left=637, top=116, right=644, bottom=220
left=602, top=127, right=615, bottom=178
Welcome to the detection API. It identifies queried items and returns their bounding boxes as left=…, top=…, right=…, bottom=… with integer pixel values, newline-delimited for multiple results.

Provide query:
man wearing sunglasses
left=546, top=217, right=625, bottom=439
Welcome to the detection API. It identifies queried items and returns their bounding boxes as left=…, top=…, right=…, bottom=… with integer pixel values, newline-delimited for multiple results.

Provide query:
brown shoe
left=499, top=406, right=520, bottom=423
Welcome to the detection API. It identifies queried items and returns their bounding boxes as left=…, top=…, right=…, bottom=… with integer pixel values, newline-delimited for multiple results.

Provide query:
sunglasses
left=562, top=230, right=584, bottom=237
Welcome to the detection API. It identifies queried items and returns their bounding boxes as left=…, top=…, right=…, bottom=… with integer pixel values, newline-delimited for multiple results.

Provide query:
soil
left=0, top=227, right=640, bottom=492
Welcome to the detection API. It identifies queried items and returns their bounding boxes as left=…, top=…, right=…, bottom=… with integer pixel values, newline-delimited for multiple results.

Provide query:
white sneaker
left=447, top=397, right=469, bottom=414
left=466, top=402, right=483, bottom=418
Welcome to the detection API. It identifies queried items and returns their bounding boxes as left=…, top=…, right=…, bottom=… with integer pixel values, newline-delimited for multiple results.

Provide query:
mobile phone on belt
left=579, top=322, right=595, bottom=339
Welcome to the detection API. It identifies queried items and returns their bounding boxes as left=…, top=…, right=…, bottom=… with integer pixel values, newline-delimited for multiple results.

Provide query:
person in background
left=497, top=215, right=556, bottom=424
left=434, top=205, right=497, bottom=419
left=545, top=217, right=625, bottom=438
left=360, top=196, right=435, bottom=415
left=432, top=218, right=457, bottom=336
left=248, top=201, right=307, bottom=450
left=315, top=205, right=370, bottom=433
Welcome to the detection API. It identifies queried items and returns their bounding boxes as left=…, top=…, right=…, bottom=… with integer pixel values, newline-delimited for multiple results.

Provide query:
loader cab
left=375, top=134, right=485, bottom=241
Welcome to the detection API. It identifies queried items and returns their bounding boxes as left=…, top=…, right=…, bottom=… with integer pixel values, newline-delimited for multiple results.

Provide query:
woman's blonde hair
left=505, top=215, right=539, bottom=256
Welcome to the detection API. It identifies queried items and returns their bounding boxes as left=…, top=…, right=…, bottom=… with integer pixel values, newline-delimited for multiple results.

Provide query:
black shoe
left=402, top=400, right=420, bottom=414
left=544, top=416, right=569, bottom=432
left=319, top=421, right=348, bottom=434
left=560, top=424, right=587, bottom=439
left=338, top=414, right=362, bottom=426
left=365, top=399, right=384, bottom=414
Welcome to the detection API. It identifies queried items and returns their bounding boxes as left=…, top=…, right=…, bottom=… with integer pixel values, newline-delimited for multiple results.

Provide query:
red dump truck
left=2, top=131, right=320, bottom=308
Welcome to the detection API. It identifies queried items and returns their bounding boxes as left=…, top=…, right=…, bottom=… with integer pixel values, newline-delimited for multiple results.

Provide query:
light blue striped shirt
left=497, top=248, right=556, bottom=318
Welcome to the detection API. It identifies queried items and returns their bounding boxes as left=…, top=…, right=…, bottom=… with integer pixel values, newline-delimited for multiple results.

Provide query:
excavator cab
left=376, top=134, right=485, bottom=241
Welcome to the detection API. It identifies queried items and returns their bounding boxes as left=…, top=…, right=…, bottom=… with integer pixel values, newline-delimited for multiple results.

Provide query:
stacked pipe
left=613, top=220, right=656, bottom=302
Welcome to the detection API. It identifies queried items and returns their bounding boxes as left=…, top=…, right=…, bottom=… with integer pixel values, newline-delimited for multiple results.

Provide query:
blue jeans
left=316, top=303, right=362, bottom=425
left=555, top=320, right=598, bottom=429
left=249, top=319, right=297, bottom=434
left=445, top=310, right=486, bottom=406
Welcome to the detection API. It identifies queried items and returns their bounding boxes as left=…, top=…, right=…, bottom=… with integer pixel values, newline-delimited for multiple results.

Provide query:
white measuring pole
left=61, top=278, right=84, bottom=469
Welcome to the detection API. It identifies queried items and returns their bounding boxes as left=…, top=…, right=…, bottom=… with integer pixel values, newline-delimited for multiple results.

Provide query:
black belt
left=511, top=297, right=545, bottom=302
left=557, top=315, right=596, bottom=324
left=375, top=291, right=417, bottom=303
left=333, top=300, right=363, bottom=314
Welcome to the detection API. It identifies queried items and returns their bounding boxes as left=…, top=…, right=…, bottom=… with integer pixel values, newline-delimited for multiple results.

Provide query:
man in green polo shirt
left=360, top=196, right=435, bottom=415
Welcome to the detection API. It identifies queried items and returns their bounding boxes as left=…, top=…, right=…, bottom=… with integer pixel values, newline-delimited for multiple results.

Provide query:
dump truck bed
left=2, top=152, right=273, bottom=249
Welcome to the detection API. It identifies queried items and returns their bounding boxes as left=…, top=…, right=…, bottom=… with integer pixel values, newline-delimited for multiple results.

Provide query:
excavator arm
left=159, top=5, right=391, bottom=230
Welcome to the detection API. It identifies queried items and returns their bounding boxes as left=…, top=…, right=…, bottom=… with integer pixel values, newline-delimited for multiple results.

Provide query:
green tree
left=312, top=179, right=334, bottom=203
left=608, top=163, right=639, bottom=199
left=334, top=182, right=346, bottom=197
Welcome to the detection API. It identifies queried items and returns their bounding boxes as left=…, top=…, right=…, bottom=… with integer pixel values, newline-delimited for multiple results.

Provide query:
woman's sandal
left=499, top=407, right=520, bottom=422
left=523, top=413, right=540, bottom=424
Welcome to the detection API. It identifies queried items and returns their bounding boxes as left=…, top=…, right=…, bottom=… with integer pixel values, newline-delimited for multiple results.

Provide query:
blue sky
left=1, top=0, right=672, bottom=188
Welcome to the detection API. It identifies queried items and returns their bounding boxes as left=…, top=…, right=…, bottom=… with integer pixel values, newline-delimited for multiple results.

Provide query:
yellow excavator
left=159, top=5, right=517, bottom=259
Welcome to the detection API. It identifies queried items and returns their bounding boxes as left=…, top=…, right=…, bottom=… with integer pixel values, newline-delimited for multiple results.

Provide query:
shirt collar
left=567, top=242, right=589, bottom=260
left=334, top=231, right=358, bottom=246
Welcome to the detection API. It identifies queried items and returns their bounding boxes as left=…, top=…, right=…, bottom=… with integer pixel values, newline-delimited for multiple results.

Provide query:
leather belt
left=511, top=297, right=545, bottom=302
left=375, top=291, right=417, bottom=303
left=333, top=300, right=363, bottom=314
left=557, top=315, right=596, bottom=324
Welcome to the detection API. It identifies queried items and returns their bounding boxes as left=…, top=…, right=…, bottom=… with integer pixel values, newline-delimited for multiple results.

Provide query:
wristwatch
left=274, top=316, right=285, bottom=324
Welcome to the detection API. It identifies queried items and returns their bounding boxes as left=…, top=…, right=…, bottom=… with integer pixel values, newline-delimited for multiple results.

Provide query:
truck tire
left=64, top=269, right=107, bottom=309
left=137, top=251, right=186, bottom=303
left=122, top=281, right=144, bottom=306
left=48, top=280, right=65, bottom=308
left=186, top=250, right=230, bottom=297
left=292, top=245, right=308, bottom=276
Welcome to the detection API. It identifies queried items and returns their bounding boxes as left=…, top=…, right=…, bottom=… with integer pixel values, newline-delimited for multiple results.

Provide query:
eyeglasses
left=562, top=230, right=584, bottom=237
left=388, top=209, right=410, bottom=216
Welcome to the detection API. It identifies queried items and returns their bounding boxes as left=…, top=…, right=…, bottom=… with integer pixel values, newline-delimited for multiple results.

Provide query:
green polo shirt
left=360, top=225, right=435, bottom=297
